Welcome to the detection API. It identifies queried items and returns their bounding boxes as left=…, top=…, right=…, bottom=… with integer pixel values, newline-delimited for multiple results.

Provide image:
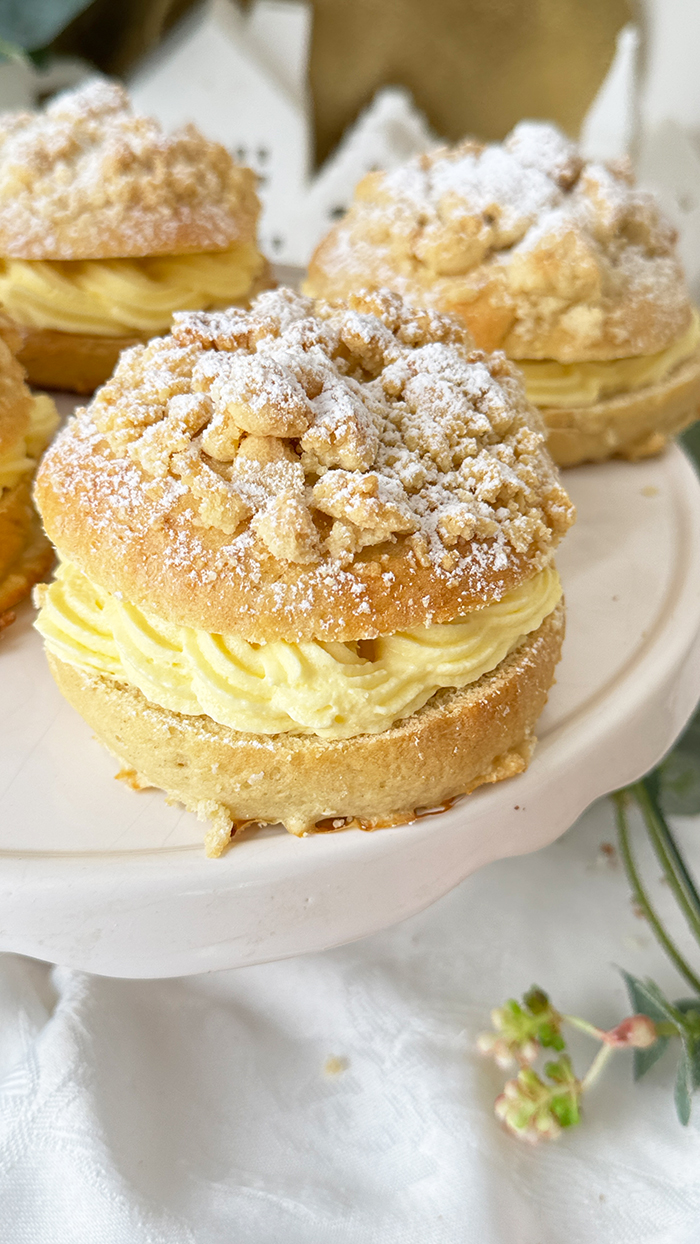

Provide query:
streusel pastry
left=0, top=316, right=58, bottom=627
left=0, top=80, right=270, bottom=394
left=34, top=288, right=574, bottom=855
left=306, top=123, right=700, bottom=466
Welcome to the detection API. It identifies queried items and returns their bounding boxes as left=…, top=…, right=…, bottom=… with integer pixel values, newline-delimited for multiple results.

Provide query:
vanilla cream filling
left=518, top=309, right=700, bottom=408
left=35, top=561, right=562, bottom=740
left=0, top=242, right=266, bottom=337
left=0, top=394, right=59, bottom=493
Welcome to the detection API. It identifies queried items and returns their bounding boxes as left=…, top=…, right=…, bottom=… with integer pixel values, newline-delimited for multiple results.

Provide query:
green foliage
left=675, top=1050, right=693, bottom=1125
left=0, top=0, right=94, bottom=53
left=664, top=432, right=700, bottom=817
left=657, top=706, right=700, bottom=817
left=621, top=970, right=673, bottom=1079
left=674, top=1000, right=700, bottom=1124
left=621, top=970, right=675, bottom=1026
left=521, top=987, right=566, bottom=1049
left=484, top=429, right=700, bottom=1141
left=661, top=430, right=700, bottom=820
left=544, top=1056, right=581, bottom=1128
left=681, top=422, right=700, bottom=471
left=0, top=37, right=28, bottom=64
left=621, top=971, right=700, bottom=1124
left=485, top=772, right=700, bottom=1142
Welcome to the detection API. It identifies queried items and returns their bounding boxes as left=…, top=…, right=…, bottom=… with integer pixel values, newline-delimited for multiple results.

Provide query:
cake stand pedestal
left=2, top=445, right=700, bottom=977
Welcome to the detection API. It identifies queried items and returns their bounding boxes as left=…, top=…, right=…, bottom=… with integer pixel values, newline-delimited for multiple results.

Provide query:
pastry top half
left=306, top=122, right=692, bottom=363
left=35, top=288, right=574, bottom=643
left=0, top=79, right=260, bottom=261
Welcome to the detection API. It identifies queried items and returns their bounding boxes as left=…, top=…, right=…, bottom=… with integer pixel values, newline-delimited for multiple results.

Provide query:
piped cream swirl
left=0, top=242, right=266, bottom=337
left=519, top=309, right=700, bottom=408
left=0, top=393, right=59, bottom=492
left=35, top=560, right=562, bottom=739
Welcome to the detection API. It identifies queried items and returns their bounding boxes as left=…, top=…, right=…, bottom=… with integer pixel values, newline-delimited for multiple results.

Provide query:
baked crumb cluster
left=0, top=80, right=259, bottom=260
left=308, top=121, right=690, bottom=361
left=88, top=287, right=572, bottom=571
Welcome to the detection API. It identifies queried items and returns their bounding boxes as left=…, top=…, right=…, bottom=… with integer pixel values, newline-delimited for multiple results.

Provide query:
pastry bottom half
left=10, top=263, right=277, bottom=395
left=15, top=326, right=143, bottom=395
left=542, top=349, right=700, bottom=467
left=47, top=600, right=564, bottom=856
left=0, top=474, right=54, bottom=628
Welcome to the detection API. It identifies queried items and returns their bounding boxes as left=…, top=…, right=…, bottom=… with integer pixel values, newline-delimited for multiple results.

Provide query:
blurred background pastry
left=306, top=122, right=700, bottom=466
left=34, top=287, right=574, bottom=853
left=0, top=316, right=58, bottom=628
left=0, top=79, right=270, bottom=394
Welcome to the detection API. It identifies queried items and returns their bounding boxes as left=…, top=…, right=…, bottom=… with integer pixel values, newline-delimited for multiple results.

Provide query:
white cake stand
left=2, top=445, right=700, bottom=978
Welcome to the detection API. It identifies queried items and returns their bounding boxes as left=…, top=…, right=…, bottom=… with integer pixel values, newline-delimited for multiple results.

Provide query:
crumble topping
left=0, top=80, right=260, bottom=259
left=309, top=121, right=690, bottom=360
left=81, top=287, right=572, bottom=574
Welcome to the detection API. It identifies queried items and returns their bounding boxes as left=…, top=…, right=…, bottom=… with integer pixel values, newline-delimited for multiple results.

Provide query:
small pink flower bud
left=494, top=1070, right=568, bottom=1143
left=605, top=1014, right=658, bottom=1048
left=476, top=1032, right=497, bottom=1055
left=520, top=1039, right=539, bottom=1066
left=476, top=1029, right=539, bottom=1068
left=533, top=1112, right=562, bottom=1141
left=493, top=1043, right=516, bottom=1070
left=494, top=1091, right=509, bottom=1119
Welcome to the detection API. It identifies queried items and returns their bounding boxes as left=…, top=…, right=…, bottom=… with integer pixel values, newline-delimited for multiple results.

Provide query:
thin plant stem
left=613, top=792, right=700, bottom=994
left=564, top=1013, right=679, bottom=1040
left=634, top=778, right=700, bottom=942
left=563, top=1015, right=606, bottom=1040
left=581, top=1043, right=616, bottom=1092
left=636, top=795, right=700, bottom=945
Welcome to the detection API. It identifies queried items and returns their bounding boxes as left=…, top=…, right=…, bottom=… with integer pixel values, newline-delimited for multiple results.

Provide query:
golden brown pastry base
left=542, top=348, right=700, bottom=467
left=15, top=325, right=143, bottom=395
left=0, top=474, right=54, bottom=627
left=11, top=262, right=277, bottom=395
left=46, top=600, right=564, bottom=856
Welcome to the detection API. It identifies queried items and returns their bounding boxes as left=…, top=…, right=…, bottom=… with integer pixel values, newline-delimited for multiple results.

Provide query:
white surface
left=1, top=797, right=699, bottom=1244
left=129, top=0, right=312, bottom=264
left=286, top=87, right=437, bottom=265
left=2, top=447, right=700, bottom=978
left=0, top=56, right=92, bottom=111
left=639, top=0, right=700, bottom=135
left=637, top=121, right=700, bottom=303
left=128, top=1, right=434, bottom=266
left=579, top=23, right=640, bottom=161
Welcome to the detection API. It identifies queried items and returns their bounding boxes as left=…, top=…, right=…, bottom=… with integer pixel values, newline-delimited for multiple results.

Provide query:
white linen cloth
left=1, top=797, right=699, bottom=1243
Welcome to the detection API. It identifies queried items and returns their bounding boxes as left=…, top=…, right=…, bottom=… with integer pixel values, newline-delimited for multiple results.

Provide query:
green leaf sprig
left=0, top=1, right=94, bottom=54
left=480, top=375, right=700, bottom=1141
left=478, top=982, right=661, bottom=1142
left=480, top=692, right=700, bottom=1141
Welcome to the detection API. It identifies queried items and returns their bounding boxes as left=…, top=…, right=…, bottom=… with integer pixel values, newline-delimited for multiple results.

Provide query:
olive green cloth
left=53, top=0, right=629, bottom=160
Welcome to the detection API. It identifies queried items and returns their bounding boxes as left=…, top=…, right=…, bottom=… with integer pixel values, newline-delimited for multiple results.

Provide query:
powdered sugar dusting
left=309, top=120, right=691, bottom=362
left=42, top=287, right=572, bottom=608
left=0, top=80, right=260, bottom=260
left=390, top=140, right=561, bottom=250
